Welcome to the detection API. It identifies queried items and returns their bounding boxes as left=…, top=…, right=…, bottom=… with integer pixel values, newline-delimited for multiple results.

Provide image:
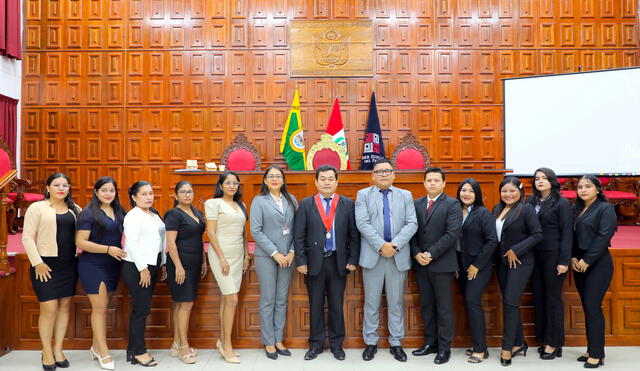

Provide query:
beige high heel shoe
left=216, top=339, right=240, bottom=357
left=170, top=341, right=198, bottom=357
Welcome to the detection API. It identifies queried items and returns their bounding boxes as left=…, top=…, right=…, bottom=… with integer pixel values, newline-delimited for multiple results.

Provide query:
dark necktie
left=381, top=189, right=392, bottom=242
left=426, top=199, right=435, bottom=216
left=324, top=197, right=334, bottom=252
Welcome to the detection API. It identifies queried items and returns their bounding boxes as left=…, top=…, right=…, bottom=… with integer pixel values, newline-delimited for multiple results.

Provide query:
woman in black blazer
left=572, top=175, right=617, bottom=369
left=493, top=176, right=543, bottom=366
left=456, top=178, right=498, bottom=363
left=525, top=168, right=572, bottom=360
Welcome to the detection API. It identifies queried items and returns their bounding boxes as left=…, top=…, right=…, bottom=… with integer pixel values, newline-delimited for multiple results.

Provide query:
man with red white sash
left=293, top=165, right=360, bottom=361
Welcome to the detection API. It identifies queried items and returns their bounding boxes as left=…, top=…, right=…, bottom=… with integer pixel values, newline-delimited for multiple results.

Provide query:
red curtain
left=0, top=0, right=21, bottom=60
left=0, top=94, right=17, bottom=156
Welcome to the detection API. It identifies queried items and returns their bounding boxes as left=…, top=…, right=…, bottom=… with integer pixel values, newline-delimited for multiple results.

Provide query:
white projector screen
left=503, top=67, right=640, bottom=176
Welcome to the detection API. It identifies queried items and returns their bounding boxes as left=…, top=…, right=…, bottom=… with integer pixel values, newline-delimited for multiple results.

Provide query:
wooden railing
left=0, top=169, right=16, bottom=274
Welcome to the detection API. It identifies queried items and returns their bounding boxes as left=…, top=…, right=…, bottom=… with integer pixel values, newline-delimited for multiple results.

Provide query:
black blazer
left=460, top=206, right=498, bottom=271
left=572, top=200, right=617, bottom=265
left=410, top=194, right=462, bottom=273
left=293, top=194, right=360, bottom=277
left=493, top=202, right=543, bottom=266
left=525, top=196, right=573, bottom=266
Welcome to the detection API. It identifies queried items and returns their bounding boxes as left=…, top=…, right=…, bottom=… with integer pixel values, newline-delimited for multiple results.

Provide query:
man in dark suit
left=410, top=167, right=462, bottom=364
left=293, top=165, right=360, bottom=361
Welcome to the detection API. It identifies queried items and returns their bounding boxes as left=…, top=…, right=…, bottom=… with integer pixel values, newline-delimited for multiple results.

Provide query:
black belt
left=323, top=250, right=335, bottom=258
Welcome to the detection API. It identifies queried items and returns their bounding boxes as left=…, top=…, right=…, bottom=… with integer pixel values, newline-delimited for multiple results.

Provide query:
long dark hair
left=456, top=178, right=484, bottom=208
left=574, top=175, right=609, bottom=217
left=44, top=172, right=80, bottom=217
left=527, top=167, right=561, bottom=209
left=128, top=180, right=160, bottom=215
left=173, top=181, right=206, bottom=223
left=493, top=176, right=525, bottom=219
left=214, top=171, right=248, bottom=219
left=78, top=176, right=126, bottom=239
left=260, top=165, right=297, bottom=211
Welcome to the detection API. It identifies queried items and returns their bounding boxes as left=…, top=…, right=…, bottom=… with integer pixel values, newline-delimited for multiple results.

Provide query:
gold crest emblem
left=313, top=30, right=350, bottom=68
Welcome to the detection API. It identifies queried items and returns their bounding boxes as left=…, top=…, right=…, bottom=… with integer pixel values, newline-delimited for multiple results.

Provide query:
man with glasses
left=292, top=165, right=360, bottom=361
left=355, top=159, right=418, bottom=362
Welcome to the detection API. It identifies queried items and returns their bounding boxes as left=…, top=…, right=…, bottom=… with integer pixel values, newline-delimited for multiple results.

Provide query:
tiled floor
left=1, top=347, right=638, bottom=370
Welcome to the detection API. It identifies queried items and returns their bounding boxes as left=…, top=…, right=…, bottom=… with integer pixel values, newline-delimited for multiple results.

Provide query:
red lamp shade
left=311, top=149, right=341, bottom=170
left=226, top=149, right=256, bottom=171
left=396, top=148, right=425, bottom=170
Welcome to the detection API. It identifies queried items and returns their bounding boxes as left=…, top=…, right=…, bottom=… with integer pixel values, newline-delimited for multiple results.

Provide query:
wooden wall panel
left=17, top=1, right=640, bottom=348
left=10, top=246, right=640, bottom=349
left=21, top=0, right=640, bottom=207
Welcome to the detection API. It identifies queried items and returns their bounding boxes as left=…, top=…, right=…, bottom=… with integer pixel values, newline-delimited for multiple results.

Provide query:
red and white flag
left=325, top=98, right=351, bottom=169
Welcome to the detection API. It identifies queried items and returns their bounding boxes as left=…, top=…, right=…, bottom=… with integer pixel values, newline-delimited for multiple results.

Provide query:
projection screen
left=503, top=67, right=640, bottom=176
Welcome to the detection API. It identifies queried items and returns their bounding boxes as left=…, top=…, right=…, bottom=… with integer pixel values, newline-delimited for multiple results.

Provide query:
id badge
left=282, top=227, right=290, bottom=236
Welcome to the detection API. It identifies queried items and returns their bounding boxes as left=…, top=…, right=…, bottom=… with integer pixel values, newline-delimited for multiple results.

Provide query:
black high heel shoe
left=500, top=356, right=512, bottom=366
left=512, top=341, right=528, bottom=357
left=41, top=355, right=56, bottom=371
left=265, top=348, right=278, bottom=360
left=584, top=358, right=604, bottom=368
left=127, top=352, right=157, bottom=367
left=540, top=347, right=562, bottom=360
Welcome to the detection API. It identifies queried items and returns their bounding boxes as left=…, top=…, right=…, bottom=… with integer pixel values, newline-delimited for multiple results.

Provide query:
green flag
left=280, top=89, right=306, bottom=170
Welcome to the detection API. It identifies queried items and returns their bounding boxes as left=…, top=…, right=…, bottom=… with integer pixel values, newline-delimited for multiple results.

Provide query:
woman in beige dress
left=205, top=171, right=249, bottom=364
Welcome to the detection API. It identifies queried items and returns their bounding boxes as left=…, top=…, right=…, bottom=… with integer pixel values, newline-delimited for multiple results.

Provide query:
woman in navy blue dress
left=76, top=176, right=127, bottom=370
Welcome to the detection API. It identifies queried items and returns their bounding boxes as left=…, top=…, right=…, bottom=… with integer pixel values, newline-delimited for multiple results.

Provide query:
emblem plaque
left=291, top=20, right=373, bottom=77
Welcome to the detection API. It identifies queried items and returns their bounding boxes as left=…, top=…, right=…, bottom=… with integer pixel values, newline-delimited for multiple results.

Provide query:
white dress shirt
left=123, top=206, right=166, bottom=271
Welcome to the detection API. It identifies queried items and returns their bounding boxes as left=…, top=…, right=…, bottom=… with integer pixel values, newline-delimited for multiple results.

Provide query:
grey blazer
left=250, top=193, right=298, bottom=258
left=355, top=185, right=418, bottom=271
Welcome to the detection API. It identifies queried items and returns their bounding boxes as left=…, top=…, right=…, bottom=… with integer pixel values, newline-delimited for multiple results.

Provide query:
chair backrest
left=0, top=139, right=16, bottom=176
left=391, top=133, right=430, bottom=170
left=306, top=134, right=348, bottom=170
left=220, top=134, right=262, bottom=171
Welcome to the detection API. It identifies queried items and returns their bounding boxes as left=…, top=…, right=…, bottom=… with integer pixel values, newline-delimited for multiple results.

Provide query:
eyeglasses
left=223, top=182, right=240, bottom=187
left=373, top=169, right=394, bottom=176
left=266, top=175, right=283, bottom=180
left=178, top=190, right=193, bottom=195
left=52, top=184, right=70, bottom=189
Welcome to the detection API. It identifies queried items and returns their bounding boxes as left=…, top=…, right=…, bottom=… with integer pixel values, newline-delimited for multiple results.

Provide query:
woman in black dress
left=525, top=168, right=572, bottom=360
left=22, top=173, right=81, bottom=370
left=572, top=175, right=617, bottom=369
left=76, top=176, right=127, bottom=370
left=456, top=178, right=498, bottom=363
left=165, top=181, right=207, bottom=364
left=493, top=176, right=543, bottom=366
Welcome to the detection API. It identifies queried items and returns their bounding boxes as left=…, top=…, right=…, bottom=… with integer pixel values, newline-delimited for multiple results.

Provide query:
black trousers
left=305, top=254, right=346, bottom=350
left=122, top=256, right=160, bottom=356
left=496, top=262, right=533, bottom=351
left=530, top=249, right=566, bottom=347
left=574, top=251, right=613, bottom=359
left=414, top=267, right=455, bottom=351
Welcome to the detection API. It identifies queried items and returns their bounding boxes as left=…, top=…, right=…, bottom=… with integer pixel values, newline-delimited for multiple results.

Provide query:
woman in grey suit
left=250, top=165, right=298, bottom=360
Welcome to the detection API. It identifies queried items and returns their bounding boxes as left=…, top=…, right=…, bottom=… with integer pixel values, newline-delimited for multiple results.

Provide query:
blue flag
left=361, top=92, right=386, bottom=170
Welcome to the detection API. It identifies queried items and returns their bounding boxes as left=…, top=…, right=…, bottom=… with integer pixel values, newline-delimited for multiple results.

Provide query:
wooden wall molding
left=21, top=0, right=640, bottom=209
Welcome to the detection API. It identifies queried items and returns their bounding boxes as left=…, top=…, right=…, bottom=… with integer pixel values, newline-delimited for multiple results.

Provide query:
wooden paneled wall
left=10, top=248, right=640, bottom=349
left=20, top=0, right=640, bottom=208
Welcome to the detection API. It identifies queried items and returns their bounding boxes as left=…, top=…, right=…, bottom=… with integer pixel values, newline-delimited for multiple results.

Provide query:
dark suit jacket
left=525, top=196, right=573, bottom=266
left=493, top=202, right=543, bottom=266
left=460, top=206, right=498, bottom=271
left=572, top=199, right=617, bottom=265
left=410, top=194, right=462, bottom=273
left=293, top=194, right=360, bottom=277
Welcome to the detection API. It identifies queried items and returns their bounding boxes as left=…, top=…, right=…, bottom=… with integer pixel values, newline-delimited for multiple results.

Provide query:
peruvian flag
left=326, top=98, right=351, bottom=169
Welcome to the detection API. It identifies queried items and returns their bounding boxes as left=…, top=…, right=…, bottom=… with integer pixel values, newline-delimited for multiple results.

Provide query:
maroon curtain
left=0, top=94, right=17, bottom=156
left=1, top=0, right=21, bottom=60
